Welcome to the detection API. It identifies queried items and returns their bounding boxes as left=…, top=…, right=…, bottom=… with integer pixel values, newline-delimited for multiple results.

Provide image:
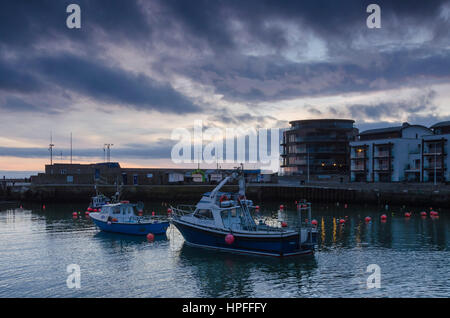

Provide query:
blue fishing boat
left=89, top=202, right=169, bottom=236
left=170, top=168, right=317, bottom=257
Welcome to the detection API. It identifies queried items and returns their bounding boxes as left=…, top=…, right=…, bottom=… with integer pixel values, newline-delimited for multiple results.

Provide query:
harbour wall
left=1, top=183, right=449, bottom=208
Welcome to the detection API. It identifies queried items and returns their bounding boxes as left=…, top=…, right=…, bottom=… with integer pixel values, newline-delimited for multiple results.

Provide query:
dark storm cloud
left=174, top=47, right=450, bottom=102
left=159, top=0, right=449, bottom=49
left=342, top=90, right=438, bottom=123
left=0, top=58, right=42, bottom=93
left=0, top=96, right=54, bottom=114
left=29, top=54, right=199, bottom=113
left=0, top=0, right=449, bottom=116
left=208, top=112, right=278, bottom=127
left=0, top=0, right=151, bottom=49
left=0, top=0, right=198, bottom=115
left=155, top=0, right=450, bottom=102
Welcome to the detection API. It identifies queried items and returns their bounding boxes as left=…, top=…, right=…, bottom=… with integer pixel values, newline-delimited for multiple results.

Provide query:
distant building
left=31, top=163, right=276, bottom=185
left=350, top=123, right=433, bottom=182
left=280, top=119, right=358, bottom=181
left=422, top=121, right=450, bottom=183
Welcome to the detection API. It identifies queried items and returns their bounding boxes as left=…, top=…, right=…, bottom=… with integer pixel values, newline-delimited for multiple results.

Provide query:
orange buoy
left=225, top=234, right=235, bottom=245
left=146, top=233, right=155, bottom=241
left=365, top=216, right=371, bottom=222
left=311, top=219, right=318, bottom=226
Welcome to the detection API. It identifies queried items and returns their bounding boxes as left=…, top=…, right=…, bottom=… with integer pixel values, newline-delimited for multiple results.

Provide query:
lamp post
left=307, top=150, right=310, bottom=183
left=434, top=145, right=437, bottom=186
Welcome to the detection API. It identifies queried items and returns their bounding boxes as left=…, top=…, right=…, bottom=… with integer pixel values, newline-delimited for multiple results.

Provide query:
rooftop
left=431, top=121, right=450, bottom=129
left=289, top=119, right=354, bottom=125
left=359, top=122, right=430, bottom=136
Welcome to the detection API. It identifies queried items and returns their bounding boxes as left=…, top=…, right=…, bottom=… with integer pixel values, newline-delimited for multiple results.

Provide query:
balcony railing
left=351, top=153, right=366, bottom=159
left=374, top=165, right=391, bottom=171
left=374, top=151, right=390, bottom=157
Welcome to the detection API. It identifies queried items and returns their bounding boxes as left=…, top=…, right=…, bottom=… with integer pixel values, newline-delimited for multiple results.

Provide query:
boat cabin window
left=121, top=205, right=134, bottom=215
left=101, top=206, right=110, bottom=214
left=194, top=209, right=213, bottom=219
left=112, top=206, right=121, bottom=214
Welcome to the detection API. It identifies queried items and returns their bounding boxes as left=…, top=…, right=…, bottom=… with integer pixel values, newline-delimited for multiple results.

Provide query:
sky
left=1, top=0, right=450, bottom=173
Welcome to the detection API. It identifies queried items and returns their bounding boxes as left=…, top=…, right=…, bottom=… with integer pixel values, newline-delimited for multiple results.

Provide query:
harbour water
left=0, top=201, right=448, bottom=298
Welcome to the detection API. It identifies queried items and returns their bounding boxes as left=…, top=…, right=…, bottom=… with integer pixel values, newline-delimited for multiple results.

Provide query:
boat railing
left=128, top=215, right=168, bottom=223
left=176, top=204, right=196, bottom=212
left=170, top=205, right=194, bottom=219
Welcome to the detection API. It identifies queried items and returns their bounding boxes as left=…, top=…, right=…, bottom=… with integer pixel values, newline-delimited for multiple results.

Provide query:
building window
left=67, top=176, right=73, bottom=183
left=60, top=169, right=66, bottom=175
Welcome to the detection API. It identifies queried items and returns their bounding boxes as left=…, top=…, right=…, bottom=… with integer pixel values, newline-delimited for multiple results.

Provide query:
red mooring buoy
left=311, top=219, right=318, bottom=226
left=405, top=212, right=411, bottom=217
left=147, top=233, right=155, bottom=241
left=281, top=221, right=288, bottom=227
left=365, top=216, right=371, bottom=222
left=225, top=234, right=235, bottom=245
left=381, top=214, right=387, bottom=220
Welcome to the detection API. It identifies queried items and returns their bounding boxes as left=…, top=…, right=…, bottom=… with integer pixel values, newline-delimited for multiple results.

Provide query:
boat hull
left=172, top=220, right=314, bottom=257
left=92, top=218, right=169, bottom=236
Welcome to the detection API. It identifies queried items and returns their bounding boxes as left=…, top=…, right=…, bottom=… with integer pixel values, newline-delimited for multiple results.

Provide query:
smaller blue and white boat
left=89, top=202, right=169, bottom=236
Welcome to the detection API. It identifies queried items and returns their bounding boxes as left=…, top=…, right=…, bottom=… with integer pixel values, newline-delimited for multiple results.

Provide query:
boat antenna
left=48, top=131, right=54, bottom=165
left=70, top=132, right=73, bottom=164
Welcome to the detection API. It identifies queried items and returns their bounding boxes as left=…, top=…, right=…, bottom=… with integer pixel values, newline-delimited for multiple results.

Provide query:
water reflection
left=178, top=244, right=317, bottom=298
left=0, top=201, right=448, bottom=297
